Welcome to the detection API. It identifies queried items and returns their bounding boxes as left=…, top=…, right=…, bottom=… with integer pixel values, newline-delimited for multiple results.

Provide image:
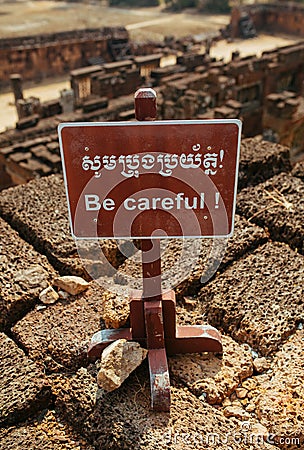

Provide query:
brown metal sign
left=58, top=120, right=241, bottom=239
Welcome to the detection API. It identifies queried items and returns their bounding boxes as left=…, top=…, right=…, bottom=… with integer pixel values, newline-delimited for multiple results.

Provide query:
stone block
left=0, top=333, right=51, bottom=426
left=241, top=331, right=304, bottom=449
left=0, top=217, right=56, bottom=330
left=51, top=366, right=275, bottom=450
left=0, top=175, right=128, bottom=278
left=12, top=281, right=122, bottom=371
left=113, top=214, right=267, bottom=299
left=169, top=335, right=253, bottom=404
left=237, top=173, right=304, bottom=254
left=0, top=410, right=94, bottom=450
left=238, top=137, right=291, bottom=190
left=16, top=114, right=39, bottom=130
left=197, top=242, right=304, bottom=356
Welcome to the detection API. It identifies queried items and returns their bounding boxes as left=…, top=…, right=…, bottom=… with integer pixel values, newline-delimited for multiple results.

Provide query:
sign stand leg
left=87, top=88, right=223, bottom=412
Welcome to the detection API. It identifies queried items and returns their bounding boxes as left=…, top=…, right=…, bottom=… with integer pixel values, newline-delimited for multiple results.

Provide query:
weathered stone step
left=0, top=410, right=94, bottom=450
left=237, top=173, right=304, bottom=254
left=113, top=214, right=268, bottom=298
left=0, top=332, right=51, bottom=426
left=50, top=365, right=277, bottom=450
left=0, top=216, right=56, bottom=331
left=197, top=241, right=304, bottom=356
left=12, top=281, right=129, bottom=371
left=0, top=174, right=132, bottom=279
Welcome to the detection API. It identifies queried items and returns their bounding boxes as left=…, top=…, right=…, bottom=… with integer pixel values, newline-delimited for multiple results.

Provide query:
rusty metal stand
left=88, top=88, right=223, bottom=412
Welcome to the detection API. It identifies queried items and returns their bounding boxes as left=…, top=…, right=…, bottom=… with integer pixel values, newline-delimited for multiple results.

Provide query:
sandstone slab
left=0, top=175, right=130, bottom=278
left=0, top=410, right=94, bottom=450
left=0, top=333, right=51, bottom=426
left=169, top=335, right=253, bottom=404
left=51, top=366, right=276, bottom=450
left=237, top=173, right=304, bottom=254
left=0, top=217, right=56, bottom=330
left=197, top=241, right=304, bottom=355
left=97, top=339, right=148, bottom=391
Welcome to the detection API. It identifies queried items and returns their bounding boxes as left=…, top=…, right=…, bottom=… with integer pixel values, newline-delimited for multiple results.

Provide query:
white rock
left=39, top=286, right=59, bottom=304
left=58, top=290, right=70, bottom=300
left=54, top=276, right=89, bottom=295
left=97, top=339, right=148, bottom=392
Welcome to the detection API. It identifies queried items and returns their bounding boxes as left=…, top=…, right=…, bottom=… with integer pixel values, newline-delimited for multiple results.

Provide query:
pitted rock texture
left=113, top=215, right=267, bottom=299
left=291, top=160, right=304, bottom=181
left=51, top=366, right=276, bottom=450
left=237, top=173, right=304, bottom=254
left=241, top=331, right=304, bottom=449
left=169, top=335, right=253, bottom=404
left=12, top=281, right=113, bottom=371
left=238, top=137, right=291, bottom=190
left=0, top=410, right=94, bottom=450
left=97, top=339, right=148, bottom=391
left=0, top=174, right=128, bottom=277
left=0, top=333, right=51, bottom=426
left=101, top=290, right=130, bottom=329
left=0, top=217, right=56, bottom=330
left=197, top=241, right=304, bottom=356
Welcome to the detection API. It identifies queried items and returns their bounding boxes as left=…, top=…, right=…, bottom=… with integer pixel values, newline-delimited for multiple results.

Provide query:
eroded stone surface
left=197, top=242, right=304, bottom=355
left=51, top=366, right=276, bottom=450
left=113, top=215, right=267, bottom=299
left=169, top=335, right=253, bottom=404
left=237, top=173, right=304, bottom=254
left=97, top=339, right=148, bottom=391
left=0, top=217, right=56, bottom=330
left=238, top=137, right=291, bottom=190
left=101, top=291, right=130, bottom=328
left=0, top=410, right=94, bottom=450
left=12, top=281, right=112, bottom=370
left=0, top=175, right=128, bottom=277
left=291, top=160, right=304, bottom=181
left=0, top=333, right=51, bottom=426
left=241, top=331, right=304, bottom=449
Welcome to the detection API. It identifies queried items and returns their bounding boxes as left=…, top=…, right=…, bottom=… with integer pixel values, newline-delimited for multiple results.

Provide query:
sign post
left=59, top=88, right=242, bottom=412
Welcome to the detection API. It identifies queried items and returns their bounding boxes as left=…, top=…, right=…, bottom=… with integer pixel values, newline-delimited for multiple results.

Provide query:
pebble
left=39, top=286, right=59, bottom=305
left=54, top=276, right=90, bottom=295
left=253, top=357, right=271, bottom=374
left=97, top=339, right=148, bottom=392
left=236, top=387, right=248, bottom=399
left=223, top=405, right=251, bottom=420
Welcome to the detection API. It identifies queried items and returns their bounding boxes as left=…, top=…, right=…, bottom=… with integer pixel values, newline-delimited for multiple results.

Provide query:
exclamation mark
left=219, top=149, right=224, bottom=168
left=215, top=192, right=220, bottom=209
